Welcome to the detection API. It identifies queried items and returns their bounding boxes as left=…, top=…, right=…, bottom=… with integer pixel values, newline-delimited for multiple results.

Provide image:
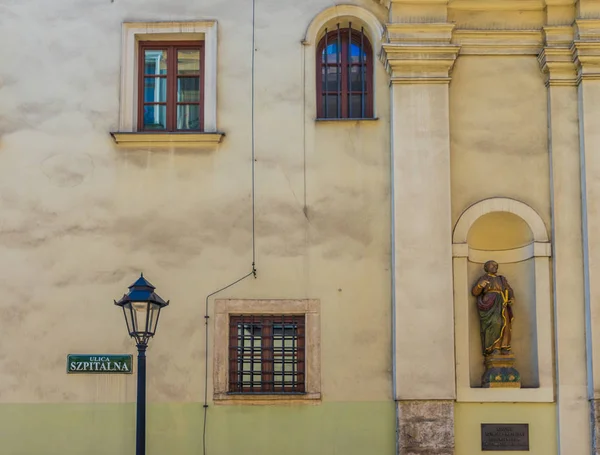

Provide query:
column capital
left=572, top=41, right=600, bottom=81
left=538, top=47, right=578, bottom=86
left=381, top=23, right=459, bottom=83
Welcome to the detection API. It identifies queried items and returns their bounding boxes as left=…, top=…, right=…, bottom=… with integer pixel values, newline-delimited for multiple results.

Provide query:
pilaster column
left=382, top=23, right=459, bottom=455
left=572, top=18, right=600, bottom=455
left=538, top=27, right=591, bottom=455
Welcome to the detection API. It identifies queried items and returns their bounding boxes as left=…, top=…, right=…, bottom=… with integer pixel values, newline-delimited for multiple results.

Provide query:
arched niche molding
left=302, top=5, right=385, bottom=120
left=303, top=4, right=384, bottom=55
left=452, top=198, right=554, bottom=403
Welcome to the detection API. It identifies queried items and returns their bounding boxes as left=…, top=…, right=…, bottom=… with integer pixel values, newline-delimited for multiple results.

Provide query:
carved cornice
left=572, top=41, right=600, bottom=81
left=543, top=25, right=575, bottom=47
left=538, top=47, right=578, bottom=86
left=381, top=43, right=460, bottom=83
left=576, top=19, right=600, bottom=41
left=452, top=29, right=543, bottom=55
left=382, top=21, right=459, bottom=83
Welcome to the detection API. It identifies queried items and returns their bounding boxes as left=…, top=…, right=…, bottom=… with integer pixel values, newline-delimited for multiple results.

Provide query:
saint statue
left=471, top=260, right=515, bottom=357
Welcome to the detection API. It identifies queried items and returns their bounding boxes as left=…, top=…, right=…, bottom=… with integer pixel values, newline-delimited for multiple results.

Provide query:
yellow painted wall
left=455, top=403, right=557, bottom=455
left=450, top=55, right=550, bottom=229
left=0, top=0, right=391, bottom=406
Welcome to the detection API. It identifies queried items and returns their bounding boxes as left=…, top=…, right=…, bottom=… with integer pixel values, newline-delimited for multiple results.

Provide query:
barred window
left=317, top=25, right=373, bottom=119
left=229, top=315, right=305, bottom=393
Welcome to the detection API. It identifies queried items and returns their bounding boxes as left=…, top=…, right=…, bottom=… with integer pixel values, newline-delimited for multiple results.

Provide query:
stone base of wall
left=591, top=399, right=600, bottom=455
left=397, top=400, right=454, bottom=455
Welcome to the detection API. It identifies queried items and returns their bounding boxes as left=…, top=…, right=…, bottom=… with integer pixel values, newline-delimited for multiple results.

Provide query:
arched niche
left=452, top=198, right=553, bottom=402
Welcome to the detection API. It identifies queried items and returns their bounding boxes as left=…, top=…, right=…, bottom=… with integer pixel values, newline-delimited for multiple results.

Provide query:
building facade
left=0, top=0, right=599, bottom=454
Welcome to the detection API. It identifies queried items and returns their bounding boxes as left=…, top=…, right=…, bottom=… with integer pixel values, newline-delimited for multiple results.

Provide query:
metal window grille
left=228, top=315, right=306, bottom=393
left=318, top=25, right=372, bottom=119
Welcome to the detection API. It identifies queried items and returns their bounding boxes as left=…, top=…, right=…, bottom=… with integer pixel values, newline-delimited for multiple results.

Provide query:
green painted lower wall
left=0, top=402, right=395, bottom=455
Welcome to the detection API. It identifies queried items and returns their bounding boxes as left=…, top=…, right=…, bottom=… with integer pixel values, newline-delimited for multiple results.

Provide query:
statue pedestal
left=482, top=354, right=521, bottom=388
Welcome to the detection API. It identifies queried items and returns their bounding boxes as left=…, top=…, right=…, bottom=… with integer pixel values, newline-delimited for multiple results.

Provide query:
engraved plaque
left=481, top=424, right=529, bottom=451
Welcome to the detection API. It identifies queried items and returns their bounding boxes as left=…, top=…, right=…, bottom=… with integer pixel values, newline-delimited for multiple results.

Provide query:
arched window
left=317, top=25, right=373, bottom=119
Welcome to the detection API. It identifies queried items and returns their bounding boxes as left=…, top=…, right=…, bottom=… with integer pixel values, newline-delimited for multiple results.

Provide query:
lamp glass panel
left=147, top=303, right=161, bottom=335
left=131, top=301, right=150, bottom=335
left=122, top=305, right=135, bottom=336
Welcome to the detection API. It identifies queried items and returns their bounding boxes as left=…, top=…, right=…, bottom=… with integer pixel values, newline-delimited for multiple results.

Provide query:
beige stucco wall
left=450, top=55, right=551, bottom=230
left=2, top=0, right=600, bottom=454
left=0, top=0, right=391, bottom=405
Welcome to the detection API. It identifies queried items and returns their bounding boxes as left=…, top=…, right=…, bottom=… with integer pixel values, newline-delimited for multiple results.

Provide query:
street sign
left=67, top=354, right=133, bottom=374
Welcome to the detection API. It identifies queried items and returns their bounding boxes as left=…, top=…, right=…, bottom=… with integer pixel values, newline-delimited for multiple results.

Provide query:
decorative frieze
left=452, top=29, right=543, bottom=55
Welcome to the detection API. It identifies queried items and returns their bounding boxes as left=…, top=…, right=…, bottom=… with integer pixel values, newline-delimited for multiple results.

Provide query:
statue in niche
left=471, top=260, right=520, bottom=388
left=472, top=260, right=514, bottom=356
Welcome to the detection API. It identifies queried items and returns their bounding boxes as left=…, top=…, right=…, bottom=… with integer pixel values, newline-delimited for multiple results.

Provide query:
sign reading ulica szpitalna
left=67, top=354, right=133, bottom=374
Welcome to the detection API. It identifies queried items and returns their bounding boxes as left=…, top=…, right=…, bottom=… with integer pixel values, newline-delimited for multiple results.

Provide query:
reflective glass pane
left=144, top=77, right=167, bottom=103
left=143, top=105, right=167, bottom=130
left=321, top=65, right=341, bottom=91
left=349, top=94, right=364, bottom=118
left=144, top=50, right=167, bottom=75
left=177, top=77, right=200, bottom=102
left=177, top=49, right=200, bottom=75
left=177, top=105, right=200, bottom=130
left=350, top=65, right=366, bottom=92
left=324, top=42, right=339, bottom=64
left=323, top=94, right=339, bottom=118
left=349, top=43, right=366, bottom=64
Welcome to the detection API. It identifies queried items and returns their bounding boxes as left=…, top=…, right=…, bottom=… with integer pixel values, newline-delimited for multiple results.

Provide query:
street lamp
left=115, top=274, right=169, bottom=455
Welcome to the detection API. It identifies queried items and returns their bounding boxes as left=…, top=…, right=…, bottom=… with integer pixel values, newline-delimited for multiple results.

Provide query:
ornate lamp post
left=114, top=274, right=169, bottom=455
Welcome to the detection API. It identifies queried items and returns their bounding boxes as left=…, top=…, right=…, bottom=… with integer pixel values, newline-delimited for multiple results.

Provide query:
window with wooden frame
left=138, top=41, right=204, bottom=132
left=229, top=314, right=305, bottom=393
left=317, top=25, right=373, bottom=119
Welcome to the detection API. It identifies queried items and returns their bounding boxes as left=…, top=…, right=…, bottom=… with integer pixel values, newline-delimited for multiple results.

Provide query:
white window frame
left=119, top=21, right=218, bottom=133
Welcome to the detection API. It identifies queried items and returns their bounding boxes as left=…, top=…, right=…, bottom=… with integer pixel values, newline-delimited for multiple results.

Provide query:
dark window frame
left=137, top=41, right=205, bottom=132
left=228, top=314, right=306, bottom=394
left=316, top=26, right=374, bottom=119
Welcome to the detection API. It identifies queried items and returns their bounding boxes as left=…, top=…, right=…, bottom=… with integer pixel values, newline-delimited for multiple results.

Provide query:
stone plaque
left=481, top=424, right=529, bottom=451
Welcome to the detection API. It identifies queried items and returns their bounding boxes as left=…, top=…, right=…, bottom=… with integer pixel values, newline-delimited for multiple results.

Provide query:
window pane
left=324, top=42, right=339, bottom=63
left=177, top=49, right=200, bottom=75
left=144, top=77, right=167, bottom=103
left=323, top=94, right=339, bottom=118
left=349, top=43, right=366, bottom=64
left=177, top=105, right=200, bottom=130
left=144, top=50, right=167, bottom=75
left=143, top=105, right=167, bottom=130
left=177, top=77, right=200, bottom=102
left=350, top=65, right=366, bottom=92
left=349, top=94, right=365, bottom=118
left=322, top=65, right=341, bottom=91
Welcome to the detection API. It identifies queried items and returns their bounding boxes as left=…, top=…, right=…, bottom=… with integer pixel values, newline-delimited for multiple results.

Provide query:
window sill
left=315, top=117, right=379, bottom=122
left=213, top=392, right=321, bottom=405
left=110, top=132, right=225, bottom=148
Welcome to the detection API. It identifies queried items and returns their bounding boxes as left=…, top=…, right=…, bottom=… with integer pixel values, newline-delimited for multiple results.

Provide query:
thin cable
left=251, top=0, right=257, bottom=269
left=202, top=271, right=254, bottom=455
left=202, top=1, right=258, bottom=454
